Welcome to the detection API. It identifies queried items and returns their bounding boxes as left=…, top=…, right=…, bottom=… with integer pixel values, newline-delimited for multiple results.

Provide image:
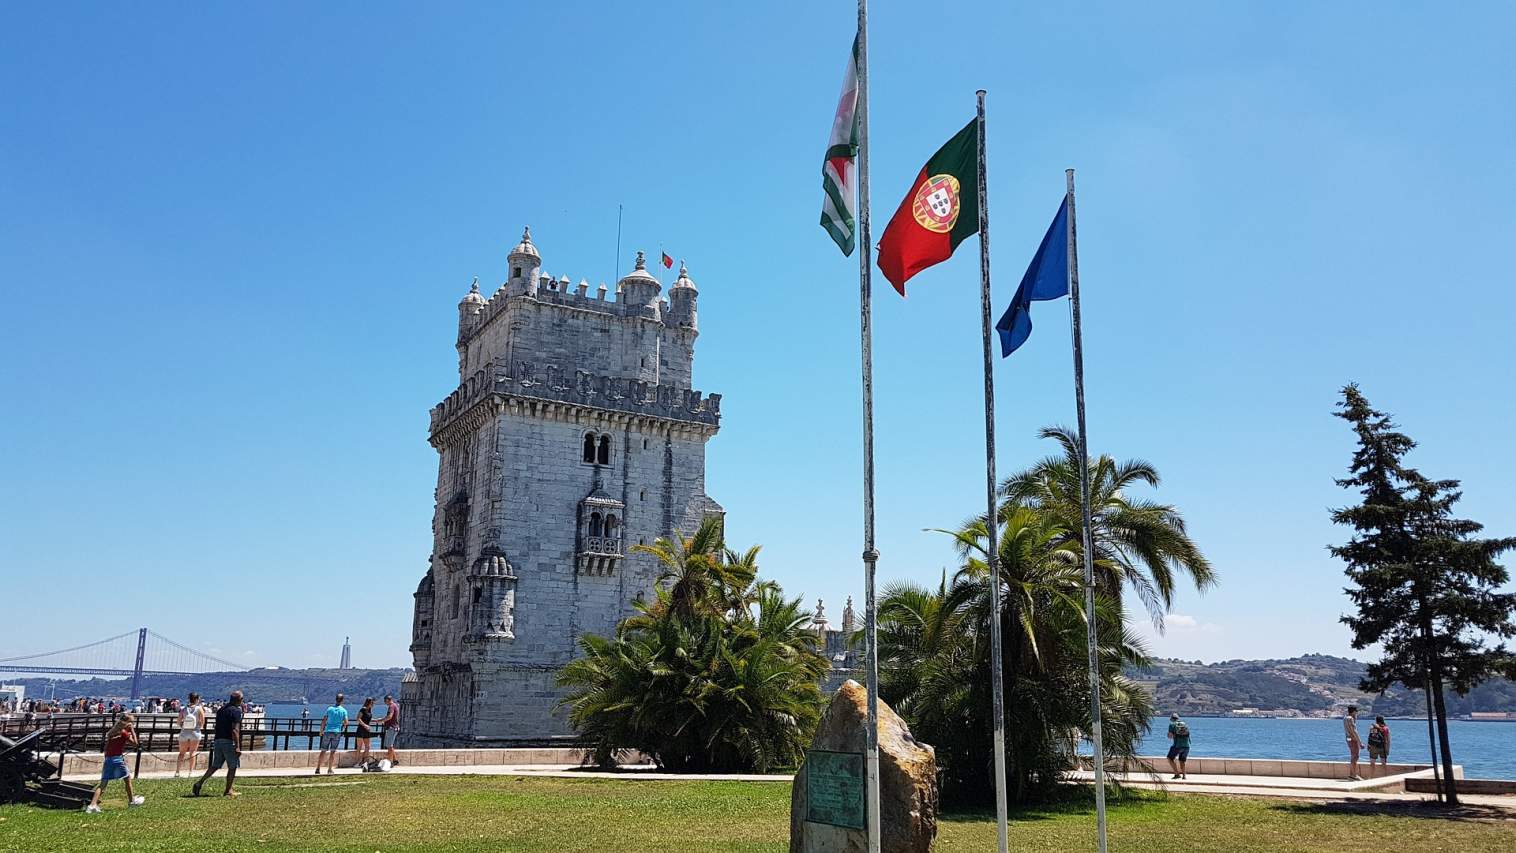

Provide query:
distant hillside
left=1129, top=654, right=1516, bottom=716
left=3, top=667, right=407, bottom=706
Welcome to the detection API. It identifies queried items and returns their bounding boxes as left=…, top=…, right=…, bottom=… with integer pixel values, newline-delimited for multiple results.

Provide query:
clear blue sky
left=3, top=2, right=1513, bottom=671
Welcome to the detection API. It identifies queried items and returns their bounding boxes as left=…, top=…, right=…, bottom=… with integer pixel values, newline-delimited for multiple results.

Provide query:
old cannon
left=0, top=729, right=95, bottom=809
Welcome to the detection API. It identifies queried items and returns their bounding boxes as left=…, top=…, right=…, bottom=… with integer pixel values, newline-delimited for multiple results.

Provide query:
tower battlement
left=429, top=362, right=722, bottom=446
left=455, top=230, right=699, bottom=390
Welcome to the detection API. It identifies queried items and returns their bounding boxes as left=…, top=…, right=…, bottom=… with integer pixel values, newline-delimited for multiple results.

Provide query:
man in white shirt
left=1343, top=705, right=1363, bottom=780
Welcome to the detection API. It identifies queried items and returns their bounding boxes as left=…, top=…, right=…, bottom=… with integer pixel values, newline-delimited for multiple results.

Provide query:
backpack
left=1173, top=721, right=1189, bottom=738
left=1368, top=725, right=1385, bottom=748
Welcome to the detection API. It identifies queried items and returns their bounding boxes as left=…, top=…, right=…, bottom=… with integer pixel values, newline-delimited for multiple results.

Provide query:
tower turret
left=617, top=250, right=662, bottom=317
left=506, top=226, right=541, bottom=298
left=458, top=277, right=485, bottom=335
left=668, top=261, right=698, bottom=331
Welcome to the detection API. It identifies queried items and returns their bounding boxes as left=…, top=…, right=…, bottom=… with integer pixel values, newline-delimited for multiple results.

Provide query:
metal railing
left=1, top=713, right=395, bottom=777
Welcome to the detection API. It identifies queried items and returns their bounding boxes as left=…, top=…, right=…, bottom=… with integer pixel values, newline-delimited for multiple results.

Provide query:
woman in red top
left=85, top=713, right=144, bottom=813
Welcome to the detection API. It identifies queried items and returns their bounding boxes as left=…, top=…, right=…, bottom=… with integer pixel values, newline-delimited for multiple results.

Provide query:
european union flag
left=996, top=197, right=1069, bottom=357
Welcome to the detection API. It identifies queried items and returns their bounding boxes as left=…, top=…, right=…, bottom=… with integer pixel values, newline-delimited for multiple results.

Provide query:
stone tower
left=403, top=228, right=723, bottom=745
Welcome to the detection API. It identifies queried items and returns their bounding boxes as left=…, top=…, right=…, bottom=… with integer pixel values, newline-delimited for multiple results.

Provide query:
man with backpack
left=1166, top=713, right=1191, bottom=779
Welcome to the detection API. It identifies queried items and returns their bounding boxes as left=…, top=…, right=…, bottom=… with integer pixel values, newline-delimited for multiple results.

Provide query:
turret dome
left=508, top=226, right=539, bottom=261
left=673, top=261, right=697, bottom=291
left=618, top=250, right=660, bottom=287
left=460, top=277, right=486, bottom=306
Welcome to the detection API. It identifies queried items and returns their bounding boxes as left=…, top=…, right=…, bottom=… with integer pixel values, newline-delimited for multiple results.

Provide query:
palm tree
left=558, top=523, right=828, bottom=773
left=1002, top=425, right=1215, bottom=625
left=632, top=515, right=732, bottom=620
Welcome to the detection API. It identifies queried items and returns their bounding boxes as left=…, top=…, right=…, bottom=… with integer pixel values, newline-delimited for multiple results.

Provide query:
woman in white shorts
left=175, top=692, right=205, bottom=777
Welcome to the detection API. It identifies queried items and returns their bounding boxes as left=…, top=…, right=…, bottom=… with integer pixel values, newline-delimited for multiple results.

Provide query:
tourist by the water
left=175, top=692, right=205, bottom=777
left=1166, top=713, right=1191, bottom=779
left=315, top=693, right=349, bottom=775
left=192, top=690, right=244, bottom=797
left=1367, top=715, right=1391, bottom=776
left=1343, top=705, right=1363, bottom=780
left=85, top=713, right=144, bottom=813
left=379, top=694, right=400, bottom=766
left=354, top=697, right=376, bottom=766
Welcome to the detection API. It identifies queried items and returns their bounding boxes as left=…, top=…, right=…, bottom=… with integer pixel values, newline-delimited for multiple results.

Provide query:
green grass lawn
left=1, top=775, right=1511, bottom=852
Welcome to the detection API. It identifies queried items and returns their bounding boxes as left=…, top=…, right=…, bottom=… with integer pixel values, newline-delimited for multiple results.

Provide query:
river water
left=265, top=704, right=1515, bottom=779
left=1134, top=716, right=1516, bottom=779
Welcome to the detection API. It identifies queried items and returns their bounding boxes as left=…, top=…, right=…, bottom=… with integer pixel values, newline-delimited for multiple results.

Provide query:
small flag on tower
left=876, top=119, right=979, bottom=295
left=660, top=251, right=674, bottom=269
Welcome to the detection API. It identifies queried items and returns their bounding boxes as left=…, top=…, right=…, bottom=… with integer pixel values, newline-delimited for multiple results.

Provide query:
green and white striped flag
left=820, top=34, right=861, bottom=256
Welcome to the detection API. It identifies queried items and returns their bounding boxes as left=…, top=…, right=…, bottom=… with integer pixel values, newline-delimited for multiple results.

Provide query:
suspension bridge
left=0, top=629, right=297, bottom=699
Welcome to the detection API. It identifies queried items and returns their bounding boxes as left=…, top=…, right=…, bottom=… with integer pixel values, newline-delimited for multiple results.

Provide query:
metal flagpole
left=855, top=2, right=883, bottom=851
left=614, top=203, right=623, bottom=283
left=974, top=90, right=1010, bottom=853
left=1066, top=168, right=1108, bottom=853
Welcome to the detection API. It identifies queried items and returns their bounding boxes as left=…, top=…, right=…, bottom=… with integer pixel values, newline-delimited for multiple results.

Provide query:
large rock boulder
left=790, top=679, right=938, bottom=852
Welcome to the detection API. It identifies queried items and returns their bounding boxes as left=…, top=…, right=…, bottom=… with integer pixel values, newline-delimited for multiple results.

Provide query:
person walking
left=1165, top=713, right=1191, bottom=779
left=192, top=690, right=244, bottom=797
left=314, top=693, right=349, bottom=775
left=85, top=713, right=144, bottom=812
left=1367, top=715, right=1391, bottom=777
left=1343, top=705, right=1363, bottom=780
left=353, top=697, right=376, bottom=768
left=174, top=692, right=205, bottom=777
left=378, top=694, right=401, bottom=767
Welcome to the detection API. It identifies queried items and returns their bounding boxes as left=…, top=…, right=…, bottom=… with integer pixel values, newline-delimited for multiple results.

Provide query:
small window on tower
left=582, top=433, right=596, bottom=464
left=643, top=438, right=649, bottom=450
left=597, top=435, right=611, bottom=465
left=512, top=266, right=521, bottom=279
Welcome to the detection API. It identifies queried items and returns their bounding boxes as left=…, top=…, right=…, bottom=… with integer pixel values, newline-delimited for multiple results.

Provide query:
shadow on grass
left=940, top=784, right=1170, bottom=824
left=1270, top=800, right=1516, bottom=824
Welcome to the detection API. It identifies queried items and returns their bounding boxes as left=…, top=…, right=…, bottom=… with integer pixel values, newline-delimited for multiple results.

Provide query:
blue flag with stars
left=996, top=197, right=1069, bottom=357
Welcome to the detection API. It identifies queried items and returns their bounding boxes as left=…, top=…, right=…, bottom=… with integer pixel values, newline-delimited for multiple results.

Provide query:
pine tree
left=1329, top=384, right=1516, bottom=804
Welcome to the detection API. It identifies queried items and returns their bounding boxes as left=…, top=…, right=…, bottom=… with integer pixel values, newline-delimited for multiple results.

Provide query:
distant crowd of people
left=84, top=690, right=401, bottom=813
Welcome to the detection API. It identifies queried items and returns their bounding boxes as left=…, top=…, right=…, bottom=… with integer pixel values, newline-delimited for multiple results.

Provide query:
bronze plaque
left=804, top=749, right=866, bottom=830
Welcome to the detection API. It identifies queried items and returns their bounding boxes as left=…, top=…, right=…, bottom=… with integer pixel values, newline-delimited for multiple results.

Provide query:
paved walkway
left=1068, top=769, right=1516, bottom=809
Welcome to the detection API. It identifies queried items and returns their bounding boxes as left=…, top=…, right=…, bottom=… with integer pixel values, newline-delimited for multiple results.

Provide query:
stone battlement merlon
left=429, top=362, right=721, bottom=441
left=458, top=274, right=676, bottom=350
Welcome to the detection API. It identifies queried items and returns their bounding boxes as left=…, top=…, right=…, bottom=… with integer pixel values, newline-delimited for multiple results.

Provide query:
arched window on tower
left=605, top=515, right=619, bottom=539
left=590, top=512, right=603, bottom=538
left=582, top=433, right=596, bottom=464
left=451, top=584, right=460, bottom=619
left=597, top=435, right=611, bottom=465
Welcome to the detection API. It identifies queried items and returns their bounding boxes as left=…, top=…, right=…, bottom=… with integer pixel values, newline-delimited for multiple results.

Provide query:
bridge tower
left=129, top=628, right=147, bottom=700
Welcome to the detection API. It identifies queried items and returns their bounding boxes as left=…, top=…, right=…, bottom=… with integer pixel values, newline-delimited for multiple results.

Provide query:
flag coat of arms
left=820, top=34, right=861, bottom=256
left=876, top=119, right=979, bottom=295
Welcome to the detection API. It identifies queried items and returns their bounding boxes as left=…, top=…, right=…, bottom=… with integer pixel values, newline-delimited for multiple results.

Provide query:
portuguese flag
left=876, top=119, right=979, bottom=296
